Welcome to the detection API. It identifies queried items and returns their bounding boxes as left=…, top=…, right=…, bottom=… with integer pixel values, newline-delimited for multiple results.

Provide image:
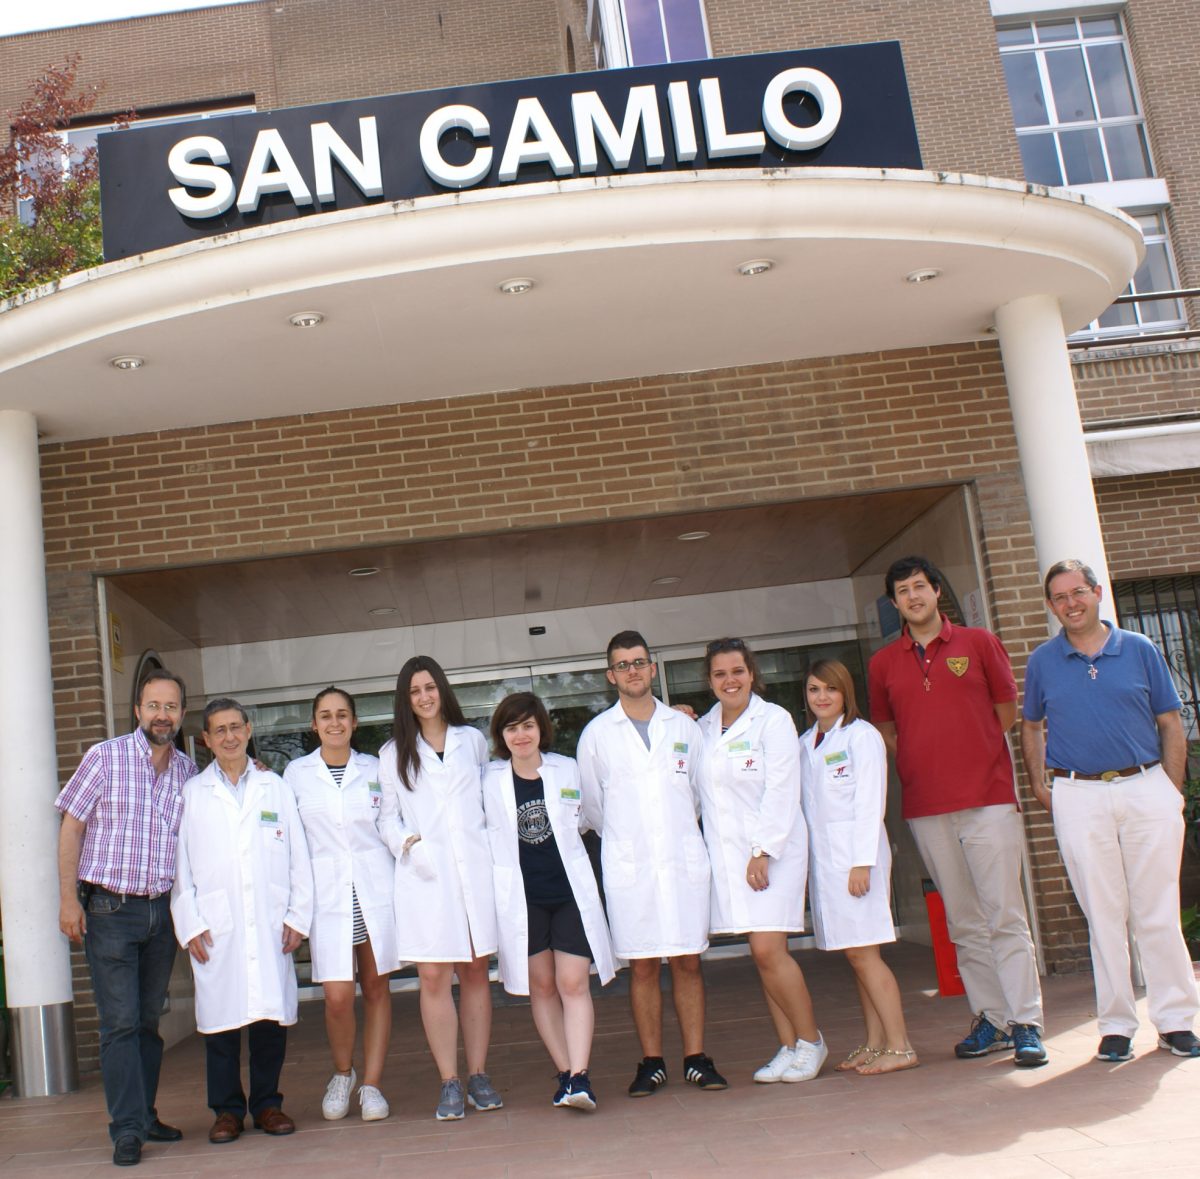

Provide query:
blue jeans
left=82, top=889, right=178, bottom=1143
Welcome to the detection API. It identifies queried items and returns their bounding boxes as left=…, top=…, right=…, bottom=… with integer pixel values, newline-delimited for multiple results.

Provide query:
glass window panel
left=1132, top=242, right=1184, bottom=324
left=1103, top=122, right=1151, bottom=180
left=1087, top=43, right=1137, bottom=118
left=662, top=0, right=708, bottom=62
left=997, top=25, right=1034, bottom=48
left=1059, top=127, right=1106, bottom=184
left=1045, top=47, right=1096, bottom=122
left=1017, top=132, right=1063, bottom=185
left=531, top=668, right=617, bottom=756
left=1082, top=15, right=1121, bottom=38
left=625, top=0, right=668, bottom=65
left=1034, top=19, right=1077, bottom=44
left=1002, top=53, right=1049, bottom=127
left=1097, top=299, right=1138, bottom=330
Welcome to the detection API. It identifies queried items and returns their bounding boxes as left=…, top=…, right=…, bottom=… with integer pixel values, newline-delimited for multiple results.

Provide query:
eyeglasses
left=705, top=638, right=747, bottom=656
left=209, top=722, right=248, bottom=739
left=1049, top=586, right=1095, bottom=608
left=609, top=658, right=652, bottom=673
left=140, top=701, right=181, bottom=715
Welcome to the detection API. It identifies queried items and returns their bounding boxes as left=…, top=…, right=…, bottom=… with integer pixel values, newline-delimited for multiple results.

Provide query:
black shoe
left=146, top=1119, right=183, bottom=1142
left=1157, top=1030, right=1200, bottom=1057
left=683, top=1053, right=729, bottom=1090
left=552, top=1070, right=571, bottom=1107
left=628, top=1056, right=667, bottom=1097
left=113, top=1136, right=142, bottom=1166
left=1096, top=1034, right=1133, bottom=1062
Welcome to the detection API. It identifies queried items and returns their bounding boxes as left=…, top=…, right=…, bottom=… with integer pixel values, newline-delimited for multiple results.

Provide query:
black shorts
left=527, top=897, right=592, bottom=960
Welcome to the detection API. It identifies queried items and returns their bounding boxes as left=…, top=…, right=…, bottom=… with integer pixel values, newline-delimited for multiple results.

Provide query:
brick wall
left=1074, top=348, right=1200, bottom=425
left=1095, top=468, right=1200, bottom=579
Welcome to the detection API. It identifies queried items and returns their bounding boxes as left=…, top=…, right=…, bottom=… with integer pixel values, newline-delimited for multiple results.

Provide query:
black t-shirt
left=514, top=770, right=573, bottom=906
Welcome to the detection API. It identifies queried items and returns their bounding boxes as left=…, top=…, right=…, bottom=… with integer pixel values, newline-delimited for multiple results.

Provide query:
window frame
left=586, top=0, right=712, bottom=69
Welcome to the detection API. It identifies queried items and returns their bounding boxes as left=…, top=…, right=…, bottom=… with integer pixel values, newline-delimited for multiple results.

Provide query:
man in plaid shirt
left=56, top=670, right=196, bottom=1168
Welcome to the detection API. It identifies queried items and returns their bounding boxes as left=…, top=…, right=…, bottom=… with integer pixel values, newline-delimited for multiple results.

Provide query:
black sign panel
left=99, top=42, right=920, bottom=262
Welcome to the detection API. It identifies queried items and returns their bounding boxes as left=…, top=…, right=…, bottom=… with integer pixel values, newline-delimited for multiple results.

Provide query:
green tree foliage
left=0, top=55, right=116, bottom=301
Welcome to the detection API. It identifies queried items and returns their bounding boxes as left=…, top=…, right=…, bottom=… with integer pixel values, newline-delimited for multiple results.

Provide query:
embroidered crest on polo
left=946, top=657, right=969, bottom=677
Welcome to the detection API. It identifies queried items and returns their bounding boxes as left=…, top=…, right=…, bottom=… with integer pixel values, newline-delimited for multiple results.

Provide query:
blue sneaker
left=564, top=1071, right=597, bottom=1111
left=552, top=1070, right=571, bottom=1107
left=1157, top=1030, right=1200, bottom=1058
left=955, top=1015, right=1013, bottom=1058
left=1097, top=1034, right=1133, bottom=1062
left=1011, top=1023, right=1048, bottom=1068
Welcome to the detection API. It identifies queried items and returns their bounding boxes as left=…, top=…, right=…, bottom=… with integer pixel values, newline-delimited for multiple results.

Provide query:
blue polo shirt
left=1022, top=623, right=1180, bottom=773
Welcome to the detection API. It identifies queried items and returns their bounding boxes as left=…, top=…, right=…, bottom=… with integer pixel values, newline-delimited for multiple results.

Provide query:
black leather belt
left=91, top=883, right=168, bottom=901
left=1048, top=760, right=1160, bottom=782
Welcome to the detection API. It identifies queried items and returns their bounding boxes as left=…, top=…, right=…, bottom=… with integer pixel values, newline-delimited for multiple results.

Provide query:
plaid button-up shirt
left=56, top=727, right=197, bottom=896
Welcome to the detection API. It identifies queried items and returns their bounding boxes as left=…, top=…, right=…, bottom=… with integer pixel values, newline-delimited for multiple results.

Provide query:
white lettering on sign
left=167, top=135, right=237, bottom=217
left=419, top=104, right=493, bottom=189
left=499, top=97, right=574, bottom=182
left=570, top=85, right=665, bottom=172
left=311, top=117, right=383, bottom=203
left=762, top=68, right=842, bottom=150
left=666, top=80, right=698, bottom=162
left=698, top=77, right=766, bottom=159
left=236, top=128, right=313, bottom=213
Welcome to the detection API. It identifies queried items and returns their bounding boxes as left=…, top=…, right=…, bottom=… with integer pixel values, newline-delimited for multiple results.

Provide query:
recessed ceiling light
left=737, top=259, right=774, bottom=277
left=348, top=566, right=380, bottom=577
left=288, top=311, right=325, bottom=328
left=368, top=606, right=398, bottom=617
left=651, top=576, right=682, bottom=586
left=905, top=268, right=941, bottom=284
left=677, top=530, right=710, bottom=542
left=499, top=277, right=535, bottom=295
left=109, top=355, right=145, bottom=370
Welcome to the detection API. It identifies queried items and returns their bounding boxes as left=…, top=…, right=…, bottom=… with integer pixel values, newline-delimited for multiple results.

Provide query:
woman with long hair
left=284, top=686, right=398, bottom=1121
left=483, top=692, right=616, bottom=1111
left=801, top=659, right=917, bottom=1074
left=378, top=656, right=501, bottom=1120
left=695, top=638, right=826, bottom=1083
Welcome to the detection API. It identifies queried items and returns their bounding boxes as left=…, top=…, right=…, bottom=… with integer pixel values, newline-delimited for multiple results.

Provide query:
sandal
left=835, top=1045, right=880, bottom=1072
left=855, top=1048, right=920, bottom=1076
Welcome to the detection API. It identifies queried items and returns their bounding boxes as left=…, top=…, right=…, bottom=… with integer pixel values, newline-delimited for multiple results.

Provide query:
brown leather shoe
left=253, top=1107, right=296, bottom=1135
left=208, top=1112, right=243, bottom=1144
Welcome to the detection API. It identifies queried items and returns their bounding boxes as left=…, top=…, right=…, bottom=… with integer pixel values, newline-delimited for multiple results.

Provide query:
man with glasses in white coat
left=577, top=630, right=727, bottom=1097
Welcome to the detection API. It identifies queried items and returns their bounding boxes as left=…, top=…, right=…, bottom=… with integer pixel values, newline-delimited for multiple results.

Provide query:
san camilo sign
left=98, top=42, right=920, bottom=261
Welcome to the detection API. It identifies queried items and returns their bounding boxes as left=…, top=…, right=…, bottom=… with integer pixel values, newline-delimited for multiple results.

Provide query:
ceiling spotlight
left=109, top=355, right=145, bottom=370
left=905, top=268, right=942, bottom=284
left=676, top=530, right=710, bottom=542
left=348, top=566, right=380, bottom=578
left=651, top=575, right=682, bottom=586
left=737, top=259, right=775, bottom=277
left=368, top=606, right=398, bottom=617
left=288, top=311, right=325, bottom=328
left=499, top=277, right=535, bottom=295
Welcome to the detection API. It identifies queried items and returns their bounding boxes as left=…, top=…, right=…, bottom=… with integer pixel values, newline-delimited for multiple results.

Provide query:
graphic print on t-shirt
left=517, top=796, right=552, bottom=846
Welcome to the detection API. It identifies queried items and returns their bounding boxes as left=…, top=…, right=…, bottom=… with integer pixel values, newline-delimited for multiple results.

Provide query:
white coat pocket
left=602, top=838, right=637, bottom=888
left=404, top=840, right=437, bottom=882
left=198, top=889, right=233, bottom=939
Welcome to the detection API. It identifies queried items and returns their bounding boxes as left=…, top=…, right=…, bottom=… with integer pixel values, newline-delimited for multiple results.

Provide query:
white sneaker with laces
left=322, top=1067, right=356, bottom=1119
left=753, top=1045, right=794, bottom=1083
left=781, top=1034, right=828, bottom=1083
left=358, top=1084, right=389, bottom=1121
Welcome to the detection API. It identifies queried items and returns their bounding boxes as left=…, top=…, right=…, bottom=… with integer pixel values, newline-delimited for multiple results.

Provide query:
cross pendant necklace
left=1087, top=663, right=1098, bottom=681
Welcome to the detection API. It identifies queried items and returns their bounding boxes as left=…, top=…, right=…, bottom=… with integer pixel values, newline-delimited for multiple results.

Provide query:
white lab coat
left=171, top=762, right=314, bottom=1034
left=799, top=717, right=895, bottom=951
left=378, top=725, right=497, bottom=962
left=483, top=752, right=617, bottom=994
left=577, top=698, right=710, bottom=958
left=283, top=748, right=399, bottom=981
left=696, top=694, right=808, bottom=934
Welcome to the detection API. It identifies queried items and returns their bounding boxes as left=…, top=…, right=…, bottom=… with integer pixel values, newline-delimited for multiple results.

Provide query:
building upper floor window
left=1081, top=212, right=1186, bottom=338
left=998, top=13, right=1150, bottom=188
left=587, top=0, right=711, bottom=69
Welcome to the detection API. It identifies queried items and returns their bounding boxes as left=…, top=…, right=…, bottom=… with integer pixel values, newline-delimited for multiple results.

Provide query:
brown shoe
left=208, top=1112, right=243, bottom=1144
left=253, top=1107, right=296, bottom=1135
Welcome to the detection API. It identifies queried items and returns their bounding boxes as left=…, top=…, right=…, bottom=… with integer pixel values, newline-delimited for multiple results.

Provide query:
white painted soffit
left=1085, top=420, right=1200, bottom=478
left=0, top=168, right=1142, bottom=442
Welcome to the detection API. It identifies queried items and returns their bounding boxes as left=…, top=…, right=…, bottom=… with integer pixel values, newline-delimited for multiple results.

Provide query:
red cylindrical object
left=924, top=889, right=966, bottom=997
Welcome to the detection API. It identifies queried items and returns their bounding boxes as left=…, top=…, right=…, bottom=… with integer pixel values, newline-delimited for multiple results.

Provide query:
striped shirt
left=55, top=727, right=197, bottom=896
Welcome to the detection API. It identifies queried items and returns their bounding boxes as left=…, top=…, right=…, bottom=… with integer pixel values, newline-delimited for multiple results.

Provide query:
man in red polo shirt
left=868, top=556, right=1046, bottom=1067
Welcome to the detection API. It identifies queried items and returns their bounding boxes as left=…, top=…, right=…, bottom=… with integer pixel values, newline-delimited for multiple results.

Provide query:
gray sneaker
left=466, top=1072, right=503, bottom=1111
left=435, top=1078, right=465, bottom=1121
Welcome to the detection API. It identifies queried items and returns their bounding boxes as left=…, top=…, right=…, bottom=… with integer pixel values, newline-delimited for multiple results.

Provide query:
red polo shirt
left=867, top=616, right=1018, bottom=820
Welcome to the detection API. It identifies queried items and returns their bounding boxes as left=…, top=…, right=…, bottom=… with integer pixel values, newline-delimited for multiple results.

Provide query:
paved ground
left=3, top=943, right=1199, bottom=1177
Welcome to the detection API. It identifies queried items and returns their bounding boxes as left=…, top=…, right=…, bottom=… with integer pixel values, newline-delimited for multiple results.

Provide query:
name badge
left=369, top=781, right=382, bottom=809
left=823, top=750, right=848, bottom=767
left=672, top=742, right=689, bottom=754
left=560, top=786, right=581, bottom=801
left=260, top=809, right=279, bottom=824
left=728, top=739, right=752, bottom=755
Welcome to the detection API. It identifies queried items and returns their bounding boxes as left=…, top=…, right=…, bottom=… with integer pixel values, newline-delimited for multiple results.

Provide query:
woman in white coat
left=483, top=692, right=616, bottom=1112
left=284, top=687, right=398, bottom=1122
left=696, top=638, right=826, bottom=1084
left=378, top=655, right=501, bottom=1122
left=800, top=659, right=917, bottom=1075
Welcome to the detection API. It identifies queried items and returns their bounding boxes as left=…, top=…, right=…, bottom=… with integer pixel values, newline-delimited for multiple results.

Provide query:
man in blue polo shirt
left=1021, top=558, right=1199, bottom=1063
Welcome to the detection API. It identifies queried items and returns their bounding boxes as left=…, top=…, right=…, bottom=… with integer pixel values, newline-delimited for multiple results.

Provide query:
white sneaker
left=358, top=1084, right=389, bottom=1121
left=781, top=1034, right=828, bottom=1083
left=321, top=1068, right=356, bottom=1119
left=753, top=1045, right=794, bottom=1083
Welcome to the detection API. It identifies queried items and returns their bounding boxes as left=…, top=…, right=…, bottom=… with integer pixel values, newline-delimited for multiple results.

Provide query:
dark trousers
left=205, top=1020, right=288, bottom=1119
left=82, top=889, right=177, bottom=1144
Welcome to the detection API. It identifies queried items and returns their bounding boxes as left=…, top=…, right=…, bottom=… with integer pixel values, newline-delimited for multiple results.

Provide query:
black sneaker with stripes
left=683, top=1053, right=728, bottom=1090
left=628, top=1056, right=667, bottom=1097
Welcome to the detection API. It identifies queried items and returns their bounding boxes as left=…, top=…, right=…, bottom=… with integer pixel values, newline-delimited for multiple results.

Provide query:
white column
left=0, top=410, right=78, bottom=1095
left=994, top=293, right=1116, bottom=624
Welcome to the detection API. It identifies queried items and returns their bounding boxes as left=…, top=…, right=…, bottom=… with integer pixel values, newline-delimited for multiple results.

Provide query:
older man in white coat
left=171, top=698, right=313, bottom=1145
left=577, top=630, right=727, bottom=1097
